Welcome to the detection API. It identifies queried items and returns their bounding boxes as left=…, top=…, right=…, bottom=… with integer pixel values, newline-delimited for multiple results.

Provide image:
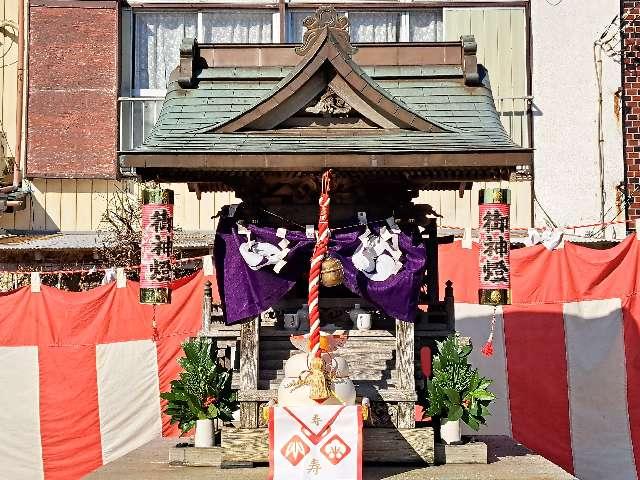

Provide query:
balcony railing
left=118, top=95, right=534, bottom=151
left=119, top=96, right=164, bottom=152
left=496, top=96, right=534, bottom=149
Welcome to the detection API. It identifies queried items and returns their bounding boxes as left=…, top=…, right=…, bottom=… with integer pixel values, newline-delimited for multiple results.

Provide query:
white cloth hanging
left=101, top=267, right=117, bottom=285
left=238, top=224, right=291, bottom=273
left=524, top=228, right=564, bottom=250
left=352, top=226, right=404, bottom=282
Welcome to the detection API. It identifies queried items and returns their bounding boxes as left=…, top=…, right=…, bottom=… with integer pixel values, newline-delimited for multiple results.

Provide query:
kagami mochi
left=277, top=331, right=356, bottom=406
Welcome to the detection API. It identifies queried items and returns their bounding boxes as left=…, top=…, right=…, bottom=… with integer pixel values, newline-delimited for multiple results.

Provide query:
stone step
left=260, top=349, right=395, bottom=362
left=259, top=342, right=396, bottom=352
left=259, top=343, right=396, bottom=354
left=259, top=368, right=398, bottom=383
left=260, top=356, right=395, bottom=371
left=260, top=357, right=395, bottom=371
left=261, top=337, right=396, bottom=346
left=247, top=381, right=413, bottom=399
left=258, top=377, right=400, bottom=391
left=219, top=427, right=434, bottom=464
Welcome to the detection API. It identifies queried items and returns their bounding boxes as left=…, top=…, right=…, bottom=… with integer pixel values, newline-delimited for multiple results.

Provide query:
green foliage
left=160, top=338, right=239, bottom=435
left=425, top=334, right=495, bottom=431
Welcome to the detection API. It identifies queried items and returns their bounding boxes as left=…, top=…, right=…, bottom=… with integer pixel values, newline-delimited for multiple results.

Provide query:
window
left=287, top=9, right=442, bottom=44
left=349, top=11, right=400, bottom=43
left=201, top=11, right=272, bottom=44
left=134, top=12, right=197, bottom=91
left=408, top=10, right=443, bottom=42
left=128, top=9, right=443, bottom=92
left=131, top=10, right=274, bottom=93
left=122, top=9, right=275, bottom=150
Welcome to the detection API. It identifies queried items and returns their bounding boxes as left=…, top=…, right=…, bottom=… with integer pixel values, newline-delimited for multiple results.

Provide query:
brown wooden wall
left=26, top=1, right=119, bottom=178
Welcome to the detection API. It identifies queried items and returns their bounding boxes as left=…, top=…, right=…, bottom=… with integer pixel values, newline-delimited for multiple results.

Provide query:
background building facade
left=0, top=0, right=628, bottom=244
left=624, top=1, right=640, bottom=225
left=0, top=0, right=22, bottom=210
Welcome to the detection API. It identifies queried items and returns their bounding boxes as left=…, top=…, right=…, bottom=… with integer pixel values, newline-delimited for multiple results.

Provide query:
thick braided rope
left=308, top=170, right=332, bottom=358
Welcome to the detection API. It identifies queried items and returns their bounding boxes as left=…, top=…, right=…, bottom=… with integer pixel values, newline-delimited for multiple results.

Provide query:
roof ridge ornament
left=295, top=6, right=357, bottom=57
left=461, top=35, right=481, bottom=86
left=178, top=38, right=199, bottom=88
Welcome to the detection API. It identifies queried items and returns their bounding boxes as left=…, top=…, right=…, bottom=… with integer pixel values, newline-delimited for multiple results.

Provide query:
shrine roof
left=144, top=71, right=502, bottom=144
left=121, top=9, right=531, bottom=179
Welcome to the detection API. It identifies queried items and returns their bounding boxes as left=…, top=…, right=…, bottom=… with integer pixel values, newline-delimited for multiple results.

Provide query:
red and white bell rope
left=308, top=170, right=333, bottom=358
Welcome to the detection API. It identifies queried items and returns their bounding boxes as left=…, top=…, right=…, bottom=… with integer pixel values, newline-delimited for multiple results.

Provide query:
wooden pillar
left=396, top=319, right=415, bottom=391
left=396, top=319, right=416, bottom=428
left=424, top=219, right=439, bottom=304
left=200, top=280, right=212, bottom=334
left=239, top=317, right=260, bottom=428
left=444, top=280, right=455, bottom=333
left=397, top=402, right=415, bottom=429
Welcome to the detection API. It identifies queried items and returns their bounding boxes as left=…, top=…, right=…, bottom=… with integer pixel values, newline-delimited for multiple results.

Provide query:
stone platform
left=217, top=427, right=434, bottom=465
left=87, top=436, right=577, bottom=480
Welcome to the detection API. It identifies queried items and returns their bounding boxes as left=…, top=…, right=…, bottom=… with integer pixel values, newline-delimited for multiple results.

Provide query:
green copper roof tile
left=126, top=54, right=524, bottom=156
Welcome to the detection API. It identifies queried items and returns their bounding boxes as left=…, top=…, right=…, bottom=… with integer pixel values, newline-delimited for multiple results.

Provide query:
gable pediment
left=241, top=64, right=429, bottom=133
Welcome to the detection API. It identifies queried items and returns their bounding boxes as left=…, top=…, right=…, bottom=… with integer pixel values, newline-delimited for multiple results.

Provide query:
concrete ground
left=88, top=436, right=576, bottom=480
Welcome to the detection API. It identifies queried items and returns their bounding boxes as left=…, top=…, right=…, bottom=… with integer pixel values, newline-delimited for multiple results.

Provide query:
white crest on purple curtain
left=352, top=225, right=403, bottom=282
left=238, top=224, right=291, bottom=273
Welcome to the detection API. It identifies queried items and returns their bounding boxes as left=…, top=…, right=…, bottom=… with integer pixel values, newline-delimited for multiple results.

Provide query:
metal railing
left=495, top=96, right=534, bottom=149
left=118, top=95, right=534, bottom=151
left=118, top=96, right=164, bottom=151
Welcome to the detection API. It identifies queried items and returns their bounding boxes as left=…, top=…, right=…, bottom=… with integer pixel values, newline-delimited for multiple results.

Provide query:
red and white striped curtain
left=0, top=271, right=211, bottom=479
left=440, top=234, right=640, bottom=480
left=2, top=235, right=640, bottom=479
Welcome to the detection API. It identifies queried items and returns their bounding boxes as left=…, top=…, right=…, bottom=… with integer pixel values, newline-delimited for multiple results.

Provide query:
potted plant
left=160, top=338, right=238, bottom=447
left=425, top=334, right=495, bottom=444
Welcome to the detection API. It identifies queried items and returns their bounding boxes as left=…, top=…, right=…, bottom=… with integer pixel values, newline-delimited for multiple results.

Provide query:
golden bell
left=320, top=257, right=344, bottom=287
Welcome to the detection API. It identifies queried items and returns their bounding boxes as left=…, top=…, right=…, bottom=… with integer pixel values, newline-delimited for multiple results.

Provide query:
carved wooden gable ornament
left=295, top=6, right=357, bottom=57
left=205, top=7, right=450, bottom=135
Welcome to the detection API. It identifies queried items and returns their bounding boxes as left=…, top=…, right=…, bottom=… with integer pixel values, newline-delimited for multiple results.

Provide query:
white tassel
left=30, top=272, right=41, bottom=293
left=461, top=225, right=473, bottom=249
left=202, top=254, right=214, bottom=276
left=116, top=268, right=126, bottom=288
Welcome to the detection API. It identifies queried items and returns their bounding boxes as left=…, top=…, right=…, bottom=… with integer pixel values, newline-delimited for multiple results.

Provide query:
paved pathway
left=88, top=436, right=576, bottom=480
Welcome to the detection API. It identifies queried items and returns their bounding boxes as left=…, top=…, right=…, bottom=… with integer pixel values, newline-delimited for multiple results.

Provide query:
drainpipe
left=1, top=0, right=24, bottom=193
left=594, top=42, right=606, bottom=231
left=14, top=0, right=24, bottom=187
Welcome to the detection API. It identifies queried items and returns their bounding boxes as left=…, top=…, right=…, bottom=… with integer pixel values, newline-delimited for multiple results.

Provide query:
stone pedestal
left=434, top=438, right=488, bottom=465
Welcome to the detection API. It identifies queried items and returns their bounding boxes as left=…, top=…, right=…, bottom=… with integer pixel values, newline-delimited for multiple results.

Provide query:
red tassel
left=481, top=306, right=497, bottom=357
left=481, top=340, right=494, bottom=357
left=151, top=305, right=159, bottom=342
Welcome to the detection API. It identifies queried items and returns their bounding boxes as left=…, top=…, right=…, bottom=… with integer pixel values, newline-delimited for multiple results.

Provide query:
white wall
left=531, top=1, right=624, bottom=238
